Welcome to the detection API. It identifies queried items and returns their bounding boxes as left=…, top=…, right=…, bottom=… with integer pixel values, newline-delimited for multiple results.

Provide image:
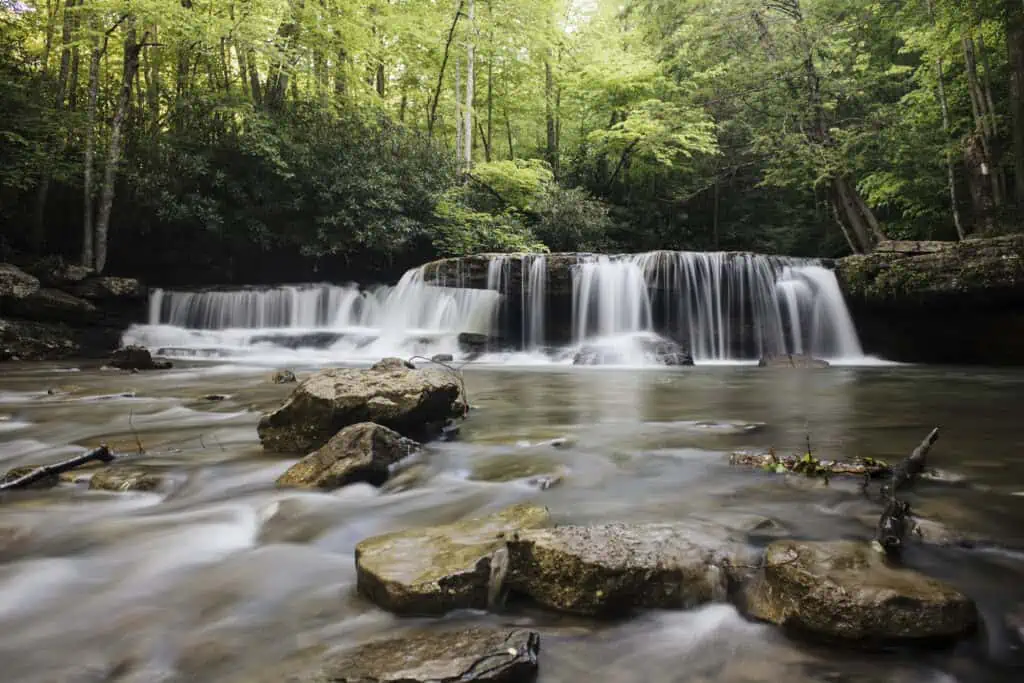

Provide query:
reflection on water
left=0, top=361, right=1023, bottom=682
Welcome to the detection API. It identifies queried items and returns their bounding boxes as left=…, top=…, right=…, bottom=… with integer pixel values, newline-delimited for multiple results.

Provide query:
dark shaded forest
left=1, top=0, right=1022, bottom=285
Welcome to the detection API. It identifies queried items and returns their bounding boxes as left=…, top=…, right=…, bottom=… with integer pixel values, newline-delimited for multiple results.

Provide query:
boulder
left=26, top=258, right=93, bottom=287
left=5, top=288, right=99, bottom=325
left=308, top=627, right=540, bottom=683
left=88, top=466, right=166, bottom=492
left=108, top=345, right=173, bottom=371
left=507, top=523, right=745, bottom=616
left=0, top=263, right=40, bottom=302
left=257, top=359, right=462, bottom=453
left=270, top=369, right=297, bottom=384
left=71, top=276, right=145, bottom=300
left=355, top=503, right=551, bottom=615
left=743, top=540, right=977, bottom=645
left=757, top=353, right=830, bottom=368
left=276, top=422, right=421, bottom=490
left=457, top=332, right=492, bottom=354
left=0, top=318, right=79, bottom=361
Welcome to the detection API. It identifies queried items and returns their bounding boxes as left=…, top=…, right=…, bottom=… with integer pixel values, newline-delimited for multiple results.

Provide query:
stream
left=1, top=360, right=1023, bottom=682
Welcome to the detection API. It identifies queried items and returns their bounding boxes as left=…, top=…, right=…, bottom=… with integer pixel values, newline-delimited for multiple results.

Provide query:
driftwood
left=885, top=427, right=940, bottom=495
left=0, top=445, right=116, bottom=492
left=729, top=450, right=890, bottom=479
left=871, top=427, right=940, bottom=557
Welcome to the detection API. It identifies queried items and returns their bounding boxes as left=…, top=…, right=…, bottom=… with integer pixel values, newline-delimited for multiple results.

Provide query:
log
left=885, top=427, right=940, bottom=495
left=873, top=497, right=915, bottom=556
left=729, top=451, right=890, bottom=478
left=0, top=445, right=115, bottom=492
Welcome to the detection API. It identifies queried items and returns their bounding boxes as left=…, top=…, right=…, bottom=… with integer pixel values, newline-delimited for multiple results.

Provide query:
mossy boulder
left=88, top=466, right=166, bottom=492
left=257, top=358, right=462, bottom=454
left=743, top=540, right=977, bottom=645
left=276, top=422, right=421, bottom=490
left=507, top=522, right=750, bottom=617
left=355, top=503, right=551, bottom=615
left=306, top=627, right=540, bottom=683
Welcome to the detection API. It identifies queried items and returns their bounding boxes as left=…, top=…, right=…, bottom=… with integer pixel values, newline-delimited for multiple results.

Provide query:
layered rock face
left=0, top=261, right=146, bottom=361
left=835, top=236, right=1024, bottom=364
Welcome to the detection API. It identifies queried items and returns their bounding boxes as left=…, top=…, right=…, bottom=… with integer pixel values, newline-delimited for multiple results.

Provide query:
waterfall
left=523, top=255, right=547, bottom=350
left=569, top=251, right=863, bottom=361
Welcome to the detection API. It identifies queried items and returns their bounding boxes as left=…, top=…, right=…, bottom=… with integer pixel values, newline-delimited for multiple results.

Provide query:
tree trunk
left=455, top=53, right=463, bottom=165
left=964, top=134, right=997, bottom=233
left=485, top=47, right=493, bottom=161
left=30, top=0, right=77, bottom=253
left=334, top=48, right=347, bottom=97
left=463, top=0, right=475, bottom=172
left=963, top=37, right=1001, bottom=207
left=427, top=0, right=463, bottom=139
left=42, top=0, right=57, bottom=76
left=81, top=25, right=102, bottom=268
left=248, top=51, right=262, bottom=106
left=977, top=35, right=1005, bottom=204
left=375, top=63, right=385, bottom=97
left=505, top=101, right=514, bottom=159
left=545, top=57, right=557, bottom=177
left=831, top=177, right=875, bottom=253
left=1007, top=1, right=1024, bottom=205
left=94, top=20, right=146, bottom=274
left=68, top=1, right=82, bottom=112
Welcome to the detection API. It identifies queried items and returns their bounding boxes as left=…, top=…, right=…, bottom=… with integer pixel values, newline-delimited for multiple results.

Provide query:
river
left=1, top=360, right=1023, bottom=682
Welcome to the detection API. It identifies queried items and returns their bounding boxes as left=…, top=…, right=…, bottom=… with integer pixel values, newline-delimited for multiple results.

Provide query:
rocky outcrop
left=757, top=353, right=830, bottom=368
left=0, top=261, right=146, bottom=361
left=743, top=540, right=977, bottom=645
left=836, top=236, right=1024, bottom=364
left=257, top=358, right=462, bottom=453
left=276, top=422, right=421, bottom=490
left=506, top=522, right=750, bottom=617
left=355, top=503, right=551, bottom=615
left=307, top=627, right=540, bottom=683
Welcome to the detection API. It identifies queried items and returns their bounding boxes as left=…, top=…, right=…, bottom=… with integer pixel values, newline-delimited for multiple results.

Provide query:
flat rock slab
left=309, top=627, right=540, bottom=683
left=355, top=503, right=551, bottom=615
left=507, top=523, right=744, bottom=616
left=258, top=358, right=461, bottom=454
left=744, top=539, right=977, bottom=645
left=277, top=422, right=421, bottom=490
left=88, top=466, right=166, bottom=492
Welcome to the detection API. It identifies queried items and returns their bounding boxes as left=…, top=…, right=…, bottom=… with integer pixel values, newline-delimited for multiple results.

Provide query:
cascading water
left=522, top=255, right=547, bottom=351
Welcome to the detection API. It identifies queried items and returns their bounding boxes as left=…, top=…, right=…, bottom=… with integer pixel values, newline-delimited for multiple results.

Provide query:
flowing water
left=1, top=359, right=1023, bottom=682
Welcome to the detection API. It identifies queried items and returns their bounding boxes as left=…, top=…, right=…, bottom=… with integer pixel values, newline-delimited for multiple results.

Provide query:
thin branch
left=427, top=1, right=464, bottom=139
left=0, top=446, right=115, bottom=492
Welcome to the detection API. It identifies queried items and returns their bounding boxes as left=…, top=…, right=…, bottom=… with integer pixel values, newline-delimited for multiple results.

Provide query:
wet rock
left=276, top=422, right=421, bottom=490
left=0, top=318, right=80, bottom=361
left=258, top=360, right=462, bottom=453
left=310, top=626, right=540, bottom=683
left=28, top=259, right=93, bottom=287
left=430, top=353, right=454, bottom=363
left=71, top=276, right=145, bottom=300
left=0, top=464, right=59, bottom=490
left=757, top=353, right=830, bottom=368
left=469, top=454, right=567, bottom=489
left=0, top=263, right=41, bottom=301
left=355, top=503, right=551, bottom=615
left=108, top=345, right=172, bottom=371
left=5, top=287, right=99, bottom=325
left=270, top=369, right=297, bottom=384
left=372, top=356, right=416, bottom=370
left=201, top=393, right=230, bottom=402
left=457, top=332, right=493, bottom=354
left=507, top=523, right=740, bottom=616
left=88, top=466, right=166, bottom=492
left=572, top=337, right=694, bottom=366
left=743, top=539, right=977, bottom=645
left=379, top=463, right=431, bottom=493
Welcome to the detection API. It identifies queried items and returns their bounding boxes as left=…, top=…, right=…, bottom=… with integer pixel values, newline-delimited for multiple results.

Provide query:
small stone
left=310, top=627, right=540, bottom=683
left=430, top=353, right=455, bottom=363
left=355, top=503, right=551, bottom=615
left=743, top=539, right=977, bottom=645
left=507, top=522, right=747, bottom=616
left=270, top=369, right=297, bottom=384
left=276, top=422, right=421, bottom=490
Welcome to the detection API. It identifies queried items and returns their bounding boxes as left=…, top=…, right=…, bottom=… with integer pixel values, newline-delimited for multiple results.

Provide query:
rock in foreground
left=276, top=422, right=421, bottom=490
left=355, top=503, right=551, bottom=615
left=508, top=523, right=742, bottom=616
left=757, top=353, right=830, bottom=368
left=744, top=540, right=977, bottom=645
left=309, top=627, right=540, bottom=683
left=258, top=358, right=462, bottom=453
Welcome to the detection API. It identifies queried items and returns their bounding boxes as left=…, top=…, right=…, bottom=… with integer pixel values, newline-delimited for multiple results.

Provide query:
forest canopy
left=1, top=0, right=1022, bottom=284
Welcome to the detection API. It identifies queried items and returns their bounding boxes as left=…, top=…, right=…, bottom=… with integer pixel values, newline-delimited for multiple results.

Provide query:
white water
left=124, top=251, right=876, bottom=366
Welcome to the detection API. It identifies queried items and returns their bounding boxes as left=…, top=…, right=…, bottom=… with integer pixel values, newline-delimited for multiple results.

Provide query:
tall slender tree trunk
left=1007, top=1, right=1024, bottom=205
left=427, top=0, right=463, bottom=139
left=42, top=0, right=57, bottom=76
left=68, top=0, right=83, bottom=112
left=463, top=0, right=475, bottom=172
left=544, top=57, right=557, bottom=177
left=248, top=51, right=262, bottom=106
left=963, top=36, right=1002, bottom=208
left=485, top=47, right=493, bottom=161
left=82, top=25, right=102, bottom=268
left=94, top=20, right=146, bottom=273
left=30, top=0, right=77, bottom=253
left=925, top=0, right=964, bottom=238
left=455, top=52, right=463, bottom=165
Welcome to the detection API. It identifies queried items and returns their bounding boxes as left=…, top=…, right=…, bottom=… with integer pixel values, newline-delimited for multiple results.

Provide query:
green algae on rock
left=507, top=522, right=753, bottom=617
left=276, top=422, right=421, bottom=490
left=306, top=627, right=540, bottom=683
left=743, top=539, right=977, bottom=645
left=355, top=503, right=551, bottom=615
left=257, top=357, right=462, bottom=454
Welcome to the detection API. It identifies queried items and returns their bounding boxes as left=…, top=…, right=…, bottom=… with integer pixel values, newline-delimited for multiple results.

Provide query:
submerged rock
left=572, top=337, right=694, bottom=366
left=507, top=523, right=747, bottom=617
left=743, top=539, right=977, bottom=645
left=355, top=503, right=551, bottom=615
left=757, top=353, right=830, bottom=368
left=277, top=422, right=421, bottom=490
left=309, top=627, right=540, bottom=683
left=88, top=466, right=166, bottom=492
left=109, top=345, right=172, bottom=371
left=257, top=358, right=462, bottom=453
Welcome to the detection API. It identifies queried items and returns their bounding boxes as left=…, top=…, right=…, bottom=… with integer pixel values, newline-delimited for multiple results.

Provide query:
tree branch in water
left=0, top=445, right=116, bottom=492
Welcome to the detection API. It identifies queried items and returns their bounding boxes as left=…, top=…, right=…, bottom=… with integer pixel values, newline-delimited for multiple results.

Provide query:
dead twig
left=0, top=445, right=116, bottom=492
left=128, top=408, right=146, bottom=455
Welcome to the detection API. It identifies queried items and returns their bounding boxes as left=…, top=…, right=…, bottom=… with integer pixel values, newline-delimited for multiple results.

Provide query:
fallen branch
left=729, top=450, right=890, bottom=479
left=0, top=445, right=116, bottom=492
left=884, top=427, right=939, bottom=496
left=872, top=498, right=918, bottom=557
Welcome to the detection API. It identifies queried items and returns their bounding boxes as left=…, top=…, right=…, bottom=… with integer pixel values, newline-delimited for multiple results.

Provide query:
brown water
left=1, top=360, right=1023, bottom=682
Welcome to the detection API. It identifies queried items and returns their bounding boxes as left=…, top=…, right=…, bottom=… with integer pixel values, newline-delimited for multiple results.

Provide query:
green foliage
left=432, top=188, right=546, bottom=256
